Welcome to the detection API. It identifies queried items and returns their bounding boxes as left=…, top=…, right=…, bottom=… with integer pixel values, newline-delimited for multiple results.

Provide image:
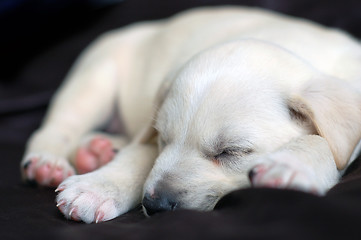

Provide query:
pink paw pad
left=248, top=163, right=291, bottom=188
left=249, top=163, right=288, bottom=187
left=75, top=137, right=117, bottom=174
left=22, top=157, right=74, bottom=187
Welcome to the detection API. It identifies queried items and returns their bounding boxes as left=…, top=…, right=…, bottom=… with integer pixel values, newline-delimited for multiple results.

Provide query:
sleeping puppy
left=21, top=6, right=361, bottom=223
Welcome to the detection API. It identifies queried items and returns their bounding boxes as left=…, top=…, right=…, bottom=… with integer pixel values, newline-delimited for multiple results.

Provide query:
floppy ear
left=288, top=77, right=361, bottom=170
left=134, top=78, right=173, bottom=144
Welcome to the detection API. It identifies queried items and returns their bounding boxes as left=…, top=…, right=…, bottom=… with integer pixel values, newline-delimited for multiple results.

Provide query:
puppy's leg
left=72, top=132, right=129, bottom=174
left=56, top=142, right=158, bottom=223
left=249, top=135, right=340, bottom=195
left=21, top=42, right=120, bottom=187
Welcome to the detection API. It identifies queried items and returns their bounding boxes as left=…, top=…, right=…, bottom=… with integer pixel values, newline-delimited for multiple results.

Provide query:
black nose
left=142, top=193, right=178, bottom=216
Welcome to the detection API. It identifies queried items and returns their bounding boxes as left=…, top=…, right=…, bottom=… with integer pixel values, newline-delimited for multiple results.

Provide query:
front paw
left=21, top=153, right=75, bottom=187
left=55, top=173, right=128, bottom=223
left=248, top=154, right=323, bottom=195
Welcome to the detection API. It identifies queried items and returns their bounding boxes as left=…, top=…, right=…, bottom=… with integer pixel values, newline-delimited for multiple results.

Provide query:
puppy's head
left=142, top=40, right=361, bottom=215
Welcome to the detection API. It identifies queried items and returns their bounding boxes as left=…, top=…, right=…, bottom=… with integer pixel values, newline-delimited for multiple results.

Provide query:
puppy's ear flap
left=134, top=78, right=173, bottom=144
left=288, top=77, right=361, bottom=170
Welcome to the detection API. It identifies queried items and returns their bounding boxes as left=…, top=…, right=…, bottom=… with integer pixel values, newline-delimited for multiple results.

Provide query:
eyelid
left=215, top=147, right=253, bottom=158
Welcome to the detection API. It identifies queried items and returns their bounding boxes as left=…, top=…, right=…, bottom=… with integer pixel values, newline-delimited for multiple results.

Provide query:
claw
left=69, top=207, right=75, bottom=217
left=23, top=161, right=32, bottom=170
left=95, top=211, right=104, bottom=224
left=55, top=185, right=65, bottom=193
left=56, top=199, right=66, bottom=208
left=248, top=168, right=256, bottom=182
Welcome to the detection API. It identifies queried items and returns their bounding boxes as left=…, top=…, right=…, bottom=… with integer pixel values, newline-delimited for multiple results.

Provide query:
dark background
left=1, top=0, right=361, bottom=239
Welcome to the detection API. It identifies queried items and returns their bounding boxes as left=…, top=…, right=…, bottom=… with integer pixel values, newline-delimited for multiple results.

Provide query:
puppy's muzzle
left=142, top=192, right=179, bottom=216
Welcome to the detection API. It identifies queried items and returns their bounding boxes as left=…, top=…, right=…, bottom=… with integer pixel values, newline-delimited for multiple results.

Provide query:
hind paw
left=21, top=153, right=75, bottom=187
left=75, top=136, right=117, bottom=174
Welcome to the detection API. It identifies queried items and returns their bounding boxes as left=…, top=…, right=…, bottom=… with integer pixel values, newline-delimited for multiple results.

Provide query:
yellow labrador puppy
left=21, top=6, right=361, bottom=223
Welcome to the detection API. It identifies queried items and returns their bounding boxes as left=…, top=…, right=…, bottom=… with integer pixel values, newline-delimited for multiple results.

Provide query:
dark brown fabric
left=1, top=0, right=361, bottom=239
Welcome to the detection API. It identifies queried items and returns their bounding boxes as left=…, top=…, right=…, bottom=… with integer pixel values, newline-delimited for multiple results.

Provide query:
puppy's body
left=21, top=7, right=361, bottom=223
left=111, top=7, right=361, bottom=135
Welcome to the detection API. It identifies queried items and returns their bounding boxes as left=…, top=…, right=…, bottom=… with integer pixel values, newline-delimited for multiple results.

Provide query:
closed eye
left=210, top=147, right=253, bottom=167
left=214, top=147, right=253, bottom=159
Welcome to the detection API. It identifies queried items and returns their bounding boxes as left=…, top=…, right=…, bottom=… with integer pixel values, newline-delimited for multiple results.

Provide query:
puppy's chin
left=140, top=196, right=218, bottom=217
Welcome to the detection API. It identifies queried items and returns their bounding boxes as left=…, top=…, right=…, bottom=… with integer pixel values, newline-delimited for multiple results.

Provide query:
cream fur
left=21, top=6, right=361, bottom=223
